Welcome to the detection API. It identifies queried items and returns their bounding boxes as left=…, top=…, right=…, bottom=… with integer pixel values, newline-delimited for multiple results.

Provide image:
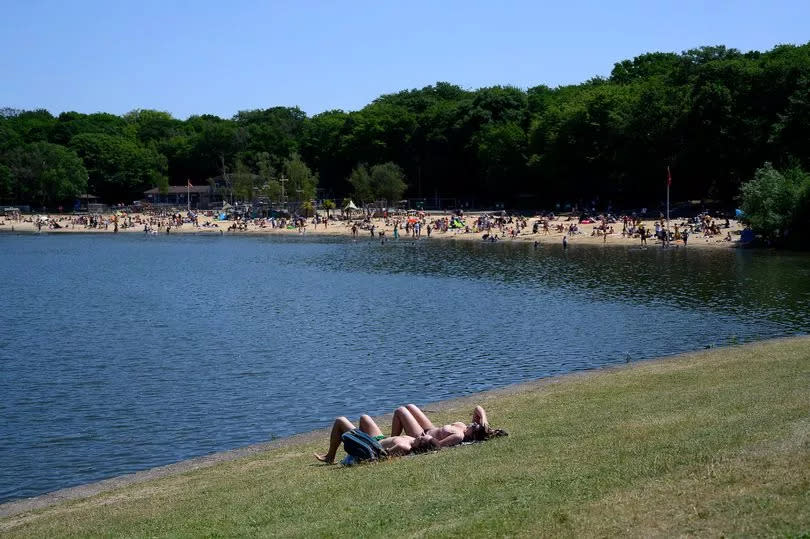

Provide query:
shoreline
left=2, top=335, right=804, bottom=519
left=0, top=212, right=745, bottom=249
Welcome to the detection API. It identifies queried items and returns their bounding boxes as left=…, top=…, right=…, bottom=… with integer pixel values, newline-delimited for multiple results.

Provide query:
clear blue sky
left=2, top=0, right=808, bottom=119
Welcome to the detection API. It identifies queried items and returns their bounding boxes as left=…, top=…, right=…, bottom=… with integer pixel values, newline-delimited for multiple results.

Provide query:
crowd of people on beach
left=2, top=203, right=746, bottom=248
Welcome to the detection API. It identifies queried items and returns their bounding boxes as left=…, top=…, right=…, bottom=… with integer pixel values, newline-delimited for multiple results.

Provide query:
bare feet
left=314, top=453, right=334, bottom=464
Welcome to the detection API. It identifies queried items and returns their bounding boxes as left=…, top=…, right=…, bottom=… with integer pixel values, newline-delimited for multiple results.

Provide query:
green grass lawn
left=2, top=337, right=809, bottom=537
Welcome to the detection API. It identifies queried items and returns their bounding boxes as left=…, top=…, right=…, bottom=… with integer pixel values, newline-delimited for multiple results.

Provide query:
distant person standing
left=639, top=224, right=647, bottom=247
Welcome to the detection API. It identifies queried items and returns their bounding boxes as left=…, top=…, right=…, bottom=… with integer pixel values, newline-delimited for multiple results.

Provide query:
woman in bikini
left=390, top=404, right=506, bottom=447
left=314, top=413, right=439, bottom=464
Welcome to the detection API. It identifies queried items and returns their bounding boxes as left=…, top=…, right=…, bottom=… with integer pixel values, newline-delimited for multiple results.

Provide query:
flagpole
left=187, top=179, right=190, bottom=212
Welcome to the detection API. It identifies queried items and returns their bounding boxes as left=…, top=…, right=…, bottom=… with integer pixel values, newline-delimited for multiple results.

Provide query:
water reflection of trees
left=320, top=241, right=810, bottom=331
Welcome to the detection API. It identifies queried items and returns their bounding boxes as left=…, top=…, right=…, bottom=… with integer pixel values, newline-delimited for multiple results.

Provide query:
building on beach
left=143, top=186, right=217, bottom=209
left=76, top=194, right=105, bottom=213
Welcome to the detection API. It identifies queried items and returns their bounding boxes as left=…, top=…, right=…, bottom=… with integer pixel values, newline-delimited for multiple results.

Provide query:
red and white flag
left=187, top=179, right=193, bottom=188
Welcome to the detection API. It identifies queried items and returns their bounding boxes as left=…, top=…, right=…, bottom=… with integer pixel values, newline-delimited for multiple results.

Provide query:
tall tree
left=283, top=152, right=318, bottom=203
left=124, top=109, right=182, bottom=145
left=740, top=162, right=810, bottom=243
left=370, top=162, right=408, bottom=206
left=69, top=133, right=167, bottom=202
left=347, top=163, right=373, bottom=204
left=232, top=158, right=256, bottom=203
left=300, top=110, right=351, bottom=195
left=4, top=142, right=87, bottom=207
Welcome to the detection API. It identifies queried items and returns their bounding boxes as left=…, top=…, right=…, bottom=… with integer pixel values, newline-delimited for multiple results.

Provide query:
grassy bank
left=2, top=338, right=809, bottom=537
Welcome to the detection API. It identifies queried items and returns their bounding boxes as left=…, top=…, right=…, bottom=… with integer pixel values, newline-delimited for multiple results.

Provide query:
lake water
left=1, top=233, right=809, bottom=504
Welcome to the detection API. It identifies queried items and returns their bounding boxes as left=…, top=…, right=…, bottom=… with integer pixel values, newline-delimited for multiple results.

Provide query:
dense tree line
left=1, top=43, right=809, bottom=211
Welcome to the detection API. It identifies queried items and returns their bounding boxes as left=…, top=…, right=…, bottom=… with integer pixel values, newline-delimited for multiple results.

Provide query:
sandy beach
left=0, top=211, right=746, bottom=249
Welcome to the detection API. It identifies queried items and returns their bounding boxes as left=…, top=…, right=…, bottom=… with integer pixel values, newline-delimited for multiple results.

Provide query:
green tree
left=476, top=121, right=527, bottom=196
left=255, top=151, right=281, bottom=202
left=69, top=133, right=167, bottom=202
left=232, top=158, right=256, bottom=203
left=370, top=162, right=408, bottom=206
left=770, top=79, right=810, bottom=169
left=322, top=199, right=335, bottom=218
left=256, top=151, right=276, bottom=183
left=283, top=152, right=318, bottom=203
left=740, top=162, right=809, bottom=242
left=5, top=142, right=87, bottom=207
left=124, top=109, right=181, bottom=145
left=185, top=115, right=237, bottom=182
left=300, top=110, right=351, bottom=195
left=300, top=200, right=314, bottom=217
left=233, top=107, right=306, bottom=164
left=610, top=52, right=683, bottom=84
left=6, top=109, right=56, bottom=143
left=0, top=123, right=23, bottom=153
left=347, top=163, right=373, bottom=204
left=342, top=103, right=417, bottom=166
left=50, top=112, right=132, bottom=145
left=0, top=163, right=14, bottom=203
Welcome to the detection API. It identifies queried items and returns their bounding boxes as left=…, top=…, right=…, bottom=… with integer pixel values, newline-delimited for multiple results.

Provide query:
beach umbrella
left=343, top=200, right=360, bottom=219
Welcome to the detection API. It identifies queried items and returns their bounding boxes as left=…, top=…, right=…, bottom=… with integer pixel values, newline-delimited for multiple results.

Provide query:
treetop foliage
left=1, top=43, right=809, bottom=211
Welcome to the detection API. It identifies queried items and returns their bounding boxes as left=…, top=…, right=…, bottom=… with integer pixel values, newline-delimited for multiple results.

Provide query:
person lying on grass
left=314, top=413, right=440, bottom=464
left=391, top=404, right=507, bottom=447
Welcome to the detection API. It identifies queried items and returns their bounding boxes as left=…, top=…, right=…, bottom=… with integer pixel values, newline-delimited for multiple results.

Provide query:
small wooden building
left=143, top=186, right=215, bottom=209
left=76, top=194, right=104, bottom=212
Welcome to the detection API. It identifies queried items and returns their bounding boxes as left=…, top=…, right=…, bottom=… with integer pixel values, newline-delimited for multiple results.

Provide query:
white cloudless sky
left=1, top=0, right=808, bottom=118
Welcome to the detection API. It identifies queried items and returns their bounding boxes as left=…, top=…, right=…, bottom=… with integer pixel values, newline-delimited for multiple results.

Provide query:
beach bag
left=341, top=429, right=387, bottom=462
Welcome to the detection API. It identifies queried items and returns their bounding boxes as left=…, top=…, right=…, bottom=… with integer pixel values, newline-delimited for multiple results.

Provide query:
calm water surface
left=1, top=233, right=809, bottom=503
